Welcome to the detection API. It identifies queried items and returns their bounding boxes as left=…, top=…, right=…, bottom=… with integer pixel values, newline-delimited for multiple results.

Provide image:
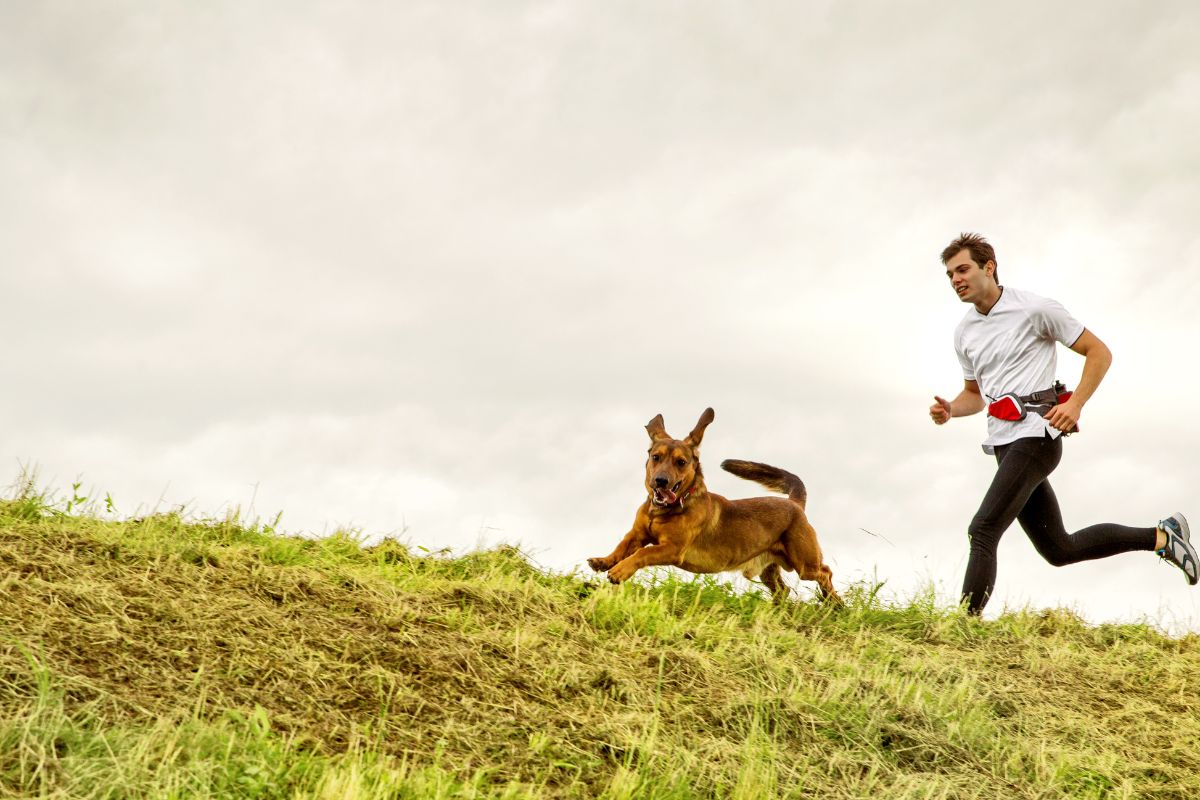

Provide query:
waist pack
left=987, top=381, right=1074, bottom=427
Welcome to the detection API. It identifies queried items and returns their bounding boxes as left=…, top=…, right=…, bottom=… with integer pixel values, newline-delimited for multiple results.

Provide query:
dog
left=586, top=407, right=839, bottom=604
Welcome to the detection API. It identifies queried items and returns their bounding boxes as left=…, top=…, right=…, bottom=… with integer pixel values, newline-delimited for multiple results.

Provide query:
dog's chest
left=646, top=513, right=731, bottom=574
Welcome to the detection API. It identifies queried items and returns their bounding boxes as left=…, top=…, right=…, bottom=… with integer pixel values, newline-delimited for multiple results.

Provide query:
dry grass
left=2, top=485, right=1199, bottom=799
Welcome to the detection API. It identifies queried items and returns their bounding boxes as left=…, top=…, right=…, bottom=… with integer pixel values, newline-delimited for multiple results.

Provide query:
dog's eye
left=650, top=454, right=661, bottom=463
left=675, top=459, right=687, bottom=468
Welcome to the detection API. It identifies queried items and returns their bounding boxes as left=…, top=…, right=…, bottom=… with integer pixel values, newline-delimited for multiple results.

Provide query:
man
left=930, top=232, right=1196, bottom=615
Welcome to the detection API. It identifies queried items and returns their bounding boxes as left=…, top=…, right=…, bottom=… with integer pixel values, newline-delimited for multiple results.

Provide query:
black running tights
left=961, top=434, right=1157, bottom=615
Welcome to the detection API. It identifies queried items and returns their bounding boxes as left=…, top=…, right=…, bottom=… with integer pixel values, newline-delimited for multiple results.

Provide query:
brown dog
left=587, top=407, right=839, bottom=604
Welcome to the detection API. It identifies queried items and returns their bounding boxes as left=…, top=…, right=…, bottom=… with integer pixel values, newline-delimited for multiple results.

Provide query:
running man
left=930, top=232, right=1197, bottom=615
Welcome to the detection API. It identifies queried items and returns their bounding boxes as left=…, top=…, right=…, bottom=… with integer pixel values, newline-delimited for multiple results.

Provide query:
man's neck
left=975, top=284, right=1003, bottom=315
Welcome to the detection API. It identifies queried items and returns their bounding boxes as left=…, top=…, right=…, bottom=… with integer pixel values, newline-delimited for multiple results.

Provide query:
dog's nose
left=654, top=477, right=669, bottom=488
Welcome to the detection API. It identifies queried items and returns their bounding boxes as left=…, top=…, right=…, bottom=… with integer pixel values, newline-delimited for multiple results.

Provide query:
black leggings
left=961, top=434, right=1157, bottom=615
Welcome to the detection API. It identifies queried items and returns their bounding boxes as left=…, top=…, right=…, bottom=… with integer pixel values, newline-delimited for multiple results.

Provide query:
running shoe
left=1157, top=512, right=1198, bottom=586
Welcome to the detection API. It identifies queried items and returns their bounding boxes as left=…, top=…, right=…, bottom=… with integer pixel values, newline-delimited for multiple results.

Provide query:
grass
left=1, top=479, right=1199, bottom=799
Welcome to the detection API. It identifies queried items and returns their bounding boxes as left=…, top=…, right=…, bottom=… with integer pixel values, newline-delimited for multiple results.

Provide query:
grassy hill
left=1, top=485, right=1198, bottom=799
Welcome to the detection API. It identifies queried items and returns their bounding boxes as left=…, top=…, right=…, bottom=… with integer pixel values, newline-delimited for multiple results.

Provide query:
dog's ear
left=645, top=413, right=670, bottom=441
left=684, top=407, right=715, bottom=446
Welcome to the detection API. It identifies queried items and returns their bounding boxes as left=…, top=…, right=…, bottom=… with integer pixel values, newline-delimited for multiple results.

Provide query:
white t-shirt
left=954, top=286, right=1086, bottom=454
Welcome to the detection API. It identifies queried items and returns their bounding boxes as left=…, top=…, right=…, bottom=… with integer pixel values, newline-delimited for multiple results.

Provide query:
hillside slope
left=1, top=493, right=1198, bottom=799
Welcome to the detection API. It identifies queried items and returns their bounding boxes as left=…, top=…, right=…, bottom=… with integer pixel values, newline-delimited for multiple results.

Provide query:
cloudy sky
left=4, top=1, right=1199, bottom=630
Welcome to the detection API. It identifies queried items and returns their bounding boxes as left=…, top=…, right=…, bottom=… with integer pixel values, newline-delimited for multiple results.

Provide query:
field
left=2, top=482, right=1198, bottom=799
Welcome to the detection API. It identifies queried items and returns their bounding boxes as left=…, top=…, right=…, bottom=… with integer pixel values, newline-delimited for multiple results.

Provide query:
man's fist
left=1043, top=398, right=1081, bottom=433
left=930, top=396, right=953, bottom=425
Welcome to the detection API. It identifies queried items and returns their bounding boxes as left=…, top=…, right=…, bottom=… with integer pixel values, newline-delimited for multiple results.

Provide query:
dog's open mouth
left=652, top=482, right=683, bottom=506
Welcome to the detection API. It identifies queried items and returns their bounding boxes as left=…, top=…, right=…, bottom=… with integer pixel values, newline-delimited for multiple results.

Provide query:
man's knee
left=967, top=515, right=1002, bottom=551
left=1036, top=545, right=1073, bottom=567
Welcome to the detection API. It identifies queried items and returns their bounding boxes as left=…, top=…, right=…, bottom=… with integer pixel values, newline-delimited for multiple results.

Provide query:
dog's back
left=720, top=459, right=807, bottom=509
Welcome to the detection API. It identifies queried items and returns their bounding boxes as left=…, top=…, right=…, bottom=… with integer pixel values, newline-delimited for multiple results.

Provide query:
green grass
left=1, top=480, right=1198, bottom=799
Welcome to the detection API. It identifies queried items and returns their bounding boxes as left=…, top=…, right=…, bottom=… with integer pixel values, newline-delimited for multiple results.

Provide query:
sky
left=4, top=1, right=1200, bottom=631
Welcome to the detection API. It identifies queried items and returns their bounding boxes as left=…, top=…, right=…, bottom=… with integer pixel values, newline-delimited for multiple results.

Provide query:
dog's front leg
left=607, top=543, right=683, bottom=584
left=587, top=528, right=645, bottom=573
left=587, top=509, right=650, bottom=573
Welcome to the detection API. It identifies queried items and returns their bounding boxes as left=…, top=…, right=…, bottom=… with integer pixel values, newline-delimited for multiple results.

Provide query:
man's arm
left=930, top=380, right=985, bottom=425
left=1044, top=328, right=1111, bottom=433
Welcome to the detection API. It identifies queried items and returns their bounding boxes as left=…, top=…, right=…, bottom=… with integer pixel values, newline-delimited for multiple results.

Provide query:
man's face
left=944, top=248, right=995, bottom=304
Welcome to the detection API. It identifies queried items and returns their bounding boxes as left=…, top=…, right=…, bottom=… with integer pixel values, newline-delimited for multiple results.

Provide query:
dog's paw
left=587, top=557, right=612, bottom=572
left=606, top=563, right=635, bottom=584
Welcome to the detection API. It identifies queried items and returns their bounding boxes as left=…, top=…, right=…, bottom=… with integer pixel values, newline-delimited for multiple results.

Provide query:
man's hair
left=941, top=232, right=999, bottom=284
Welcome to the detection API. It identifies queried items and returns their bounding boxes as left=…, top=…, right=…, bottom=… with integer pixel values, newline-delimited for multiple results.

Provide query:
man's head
left=942, top=232, right=999, bottom=306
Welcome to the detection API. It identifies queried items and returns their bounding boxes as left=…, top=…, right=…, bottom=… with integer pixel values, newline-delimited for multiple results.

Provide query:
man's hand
left=930, top=396, right=953, bottom=425
left=1043, top=398, right=1081, bottom=433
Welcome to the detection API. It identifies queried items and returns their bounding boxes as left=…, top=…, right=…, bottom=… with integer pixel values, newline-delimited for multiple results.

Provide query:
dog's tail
left=720, top=459, right=807, bottom=508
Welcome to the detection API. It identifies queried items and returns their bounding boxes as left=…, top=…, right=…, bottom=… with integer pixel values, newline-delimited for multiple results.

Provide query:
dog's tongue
left=657, top=488, right=678, bottom=504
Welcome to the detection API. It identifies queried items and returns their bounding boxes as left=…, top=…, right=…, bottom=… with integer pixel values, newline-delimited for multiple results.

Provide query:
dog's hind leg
left=760, top=563, right=790, bottom=605
left=801, top=563, right=841, bottom=606
left=783, top=519, right=843, bottom=606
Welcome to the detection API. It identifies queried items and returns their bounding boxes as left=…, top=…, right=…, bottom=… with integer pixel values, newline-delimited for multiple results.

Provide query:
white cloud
left=4, top=1, right=1200, bottom=630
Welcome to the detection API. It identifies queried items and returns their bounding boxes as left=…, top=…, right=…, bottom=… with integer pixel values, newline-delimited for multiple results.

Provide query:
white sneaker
left=1157, top=513, right=1198, bottom=586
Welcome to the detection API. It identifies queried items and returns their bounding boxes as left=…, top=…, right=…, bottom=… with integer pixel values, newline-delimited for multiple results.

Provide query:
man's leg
left=1014, top=478, right=1156, bottom=566
left=1016, top=476, right=1200, bottom=584
left=961, top=437, right=1060, bottom=615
